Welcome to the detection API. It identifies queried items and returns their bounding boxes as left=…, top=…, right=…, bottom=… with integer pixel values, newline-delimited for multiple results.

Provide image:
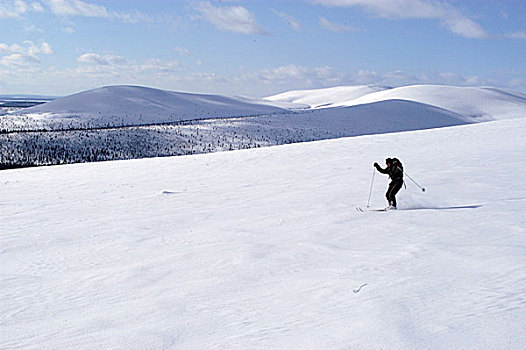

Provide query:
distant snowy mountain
left=2, top=83, right=522, bottom=166
left=11, top=84, right=526, bottom=128
left=15, top=85, right=291, bottom=126
left=340, top=85, right=526, bottom=121
left=265, top=84, right=526, bottom=121
left=264, top=85, right=389, bottom=109
left=0, top=94, right=56, bottom=101
left=0, top=95, right=54, bottom=109
left=3, top=83, right=526, bottom=168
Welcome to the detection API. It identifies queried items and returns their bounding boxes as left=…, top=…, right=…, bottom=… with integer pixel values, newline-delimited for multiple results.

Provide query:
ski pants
left=386, top=179, right=403, bottom=207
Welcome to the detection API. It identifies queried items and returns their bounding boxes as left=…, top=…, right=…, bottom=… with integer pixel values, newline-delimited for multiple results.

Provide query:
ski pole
left=367, top=167, right=375, bottom=207
left=404, top=171, right=426, bottom=192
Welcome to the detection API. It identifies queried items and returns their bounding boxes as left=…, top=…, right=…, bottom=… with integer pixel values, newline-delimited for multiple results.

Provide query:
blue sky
left=1, top=0, right=525, bottom=97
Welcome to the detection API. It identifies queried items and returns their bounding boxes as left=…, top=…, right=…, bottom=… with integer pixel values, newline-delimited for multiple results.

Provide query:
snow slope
left=264, top=85, right=389, bottom=109
left=344, top=85, right=526, bottom=121
left=0, top=98, right=471, bottom=168
left=14, top=85, right=290, bottom=126
left=2, top=116, right=525, bottom=349
left=258, top=99, right=471, bottom=137
left=266, top=85, right=526, bottom=121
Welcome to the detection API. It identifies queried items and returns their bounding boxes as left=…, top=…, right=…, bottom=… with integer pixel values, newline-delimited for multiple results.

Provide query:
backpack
left=391, top=158, right=403, bottom=172
left=390, top=158, right=404, bottom=180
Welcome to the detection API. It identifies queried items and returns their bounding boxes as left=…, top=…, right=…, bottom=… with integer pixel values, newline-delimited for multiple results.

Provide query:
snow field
left=1, top=117, right=525, bottom=348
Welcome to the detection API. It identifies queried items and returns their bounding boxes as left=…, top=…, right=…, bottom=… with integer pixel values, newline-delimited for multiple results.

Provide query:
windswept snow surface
left=2, top=116, right=526, bottom=348
left=14, top=85, right=290, bottom=126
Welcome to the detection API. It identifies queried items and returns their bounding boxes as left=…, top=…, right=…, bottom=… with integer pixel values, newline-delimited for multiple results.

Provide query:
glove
left=374, top=162, right=379, bottom=167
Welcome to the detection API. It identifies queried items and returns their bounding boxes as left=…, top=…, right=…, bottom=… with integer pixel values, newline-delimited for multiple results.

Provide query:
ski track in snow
left=1, top=118, right=526, bottom=348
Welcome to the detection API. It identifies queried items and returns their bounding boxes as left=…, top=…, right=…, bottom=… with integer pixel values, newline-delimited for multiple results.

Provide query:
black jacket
left=375, top=162, right=403, bottom=181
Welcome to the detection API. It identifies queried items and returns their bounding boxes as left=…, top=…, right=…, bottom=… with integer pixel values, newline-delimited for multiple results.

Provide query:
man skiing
left=374, top=158, right=404, bottom=210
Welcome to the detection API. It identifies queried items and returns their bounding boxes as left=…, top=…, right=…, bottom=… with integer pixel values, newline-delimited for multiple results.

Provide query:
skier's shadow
left=403, top=204, right=482, bottom=211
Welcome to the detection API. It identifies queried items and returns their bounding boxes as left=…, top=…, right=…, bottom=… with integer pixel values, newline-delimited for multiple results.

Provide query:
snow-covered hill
left=1, top=98, right=470, bottom=168
left=10, top=84, right=526, bottom=130
left=2, top=115, right=525, bottom=348
left=14, top=85, right=291, bottom=126
left=266, top=84, right=526, bottom=121
left=5, top=83, right=526, bottom=168
left=263, top=85, right=389, bottom=109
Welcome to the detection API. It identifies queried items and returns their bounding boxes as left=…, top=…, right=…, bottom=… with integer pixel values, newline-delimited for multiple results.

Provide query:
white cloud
left=112, top=9, right=154, bottom=24
left=273, top=10, right=300, bottom=31
left=0, top=0, right=43, bottom=18
left=441, top=15, right=488, bottom=39
left=62, top=26, right=75, bottom=33
left=196, top=1, right=267, bottom=35
left=139, top=59, right=180, bottom=73
left=0, top=41, right=53, bottom=68
left=30, top=1, right=43, bottom=12
left=173, top=47, right=191, bottom=56
left=1, top=0, right=154, bottom=24
left=43, top=0, right=109, bottom=18
left=40, top=42, right=53, bottom=54
left=505, top=31, right=526, bottom=40
left=0, top=43, right=21, bottom=55
left=24, top=24, right=43, bottom=33
left=356, top=69, right=379, bottom=81
left=76, top=53, right=180, bottom=77
left=77, top=53, right=127, bottom=66
left=314, top=0, right=442, bottom=18
left=438, top=72, right=481, bottom=86
left=312, top=0, right=490, bottom=39
left=1, top=53, right=40, bottom=68
left=244, top=65, right=511, bottom=92
left=241, top=64, right=343, bottom=87
left=3, top=57, right=525, bottom=97
left=319, top=17, right=358, bottom=32
left=25, top=41, right=54, bottom=55
left=350, top=68, right=492, bottom=88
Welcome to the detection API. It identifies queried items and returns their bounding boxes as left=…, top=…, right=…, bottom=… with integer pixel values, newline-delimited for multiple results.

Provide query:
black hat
left=385, top=158, right=392, bottom=164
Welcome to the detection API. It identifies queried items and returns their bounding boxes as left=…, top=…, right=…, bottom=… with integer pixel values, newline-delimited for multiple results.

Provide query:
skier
left=374, top=158, right=404, bottom=210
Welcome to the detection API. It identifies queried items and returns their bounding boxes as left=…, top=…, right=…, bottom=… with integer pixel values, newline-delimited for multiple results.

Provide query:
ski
left=356, top=206, right=395, bottom=212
